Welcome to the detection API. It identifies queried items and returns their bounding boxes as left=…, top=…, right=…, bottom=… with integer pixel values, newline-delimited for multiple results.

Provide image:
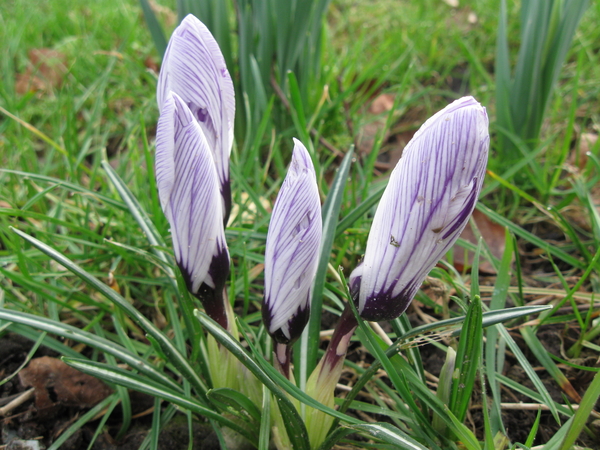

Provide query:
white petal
left=157, top=14, right=235, bottom=212
left=358, top=96, right=489, bottom=319
left=264, top=140, right=322, bottom=340
left=155, top=95, right=175, bottom=211
left=156, top=91, right=229, bottom=293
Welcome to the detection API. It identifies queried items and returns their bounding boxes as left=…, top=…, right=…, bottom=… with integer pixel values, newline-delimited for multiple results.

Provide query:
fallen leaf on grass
left=19, top=356, right=112, bottom=410
left=452, top=209, right=507, bottom=274
left=149, top=0, right=177, bottom=27
left=357, top=93, right=397, bottom=156
left=15, top=49, right=68, bottom=95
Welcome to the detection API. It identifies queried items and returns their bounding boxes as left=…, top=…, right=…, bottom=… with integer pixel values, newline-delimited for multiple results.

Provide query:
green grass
left=1, top=0, right=600, bottom=448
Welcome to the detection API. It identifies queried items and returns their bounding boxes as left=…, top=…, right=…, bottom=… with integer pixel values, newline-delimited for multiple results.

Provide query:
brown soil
left=1, top=313, right=599, bottom=449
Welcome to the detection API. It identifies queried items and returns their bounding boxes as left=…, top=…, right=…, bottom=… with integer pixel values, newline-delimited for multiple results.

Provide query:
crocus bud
left=156, top=91, right=230, bottom=328
left=263, top=139, right=322, bottom=345
left=157, top=14, right=235, bottom=223
left=350, top=96, right=489, bottom=322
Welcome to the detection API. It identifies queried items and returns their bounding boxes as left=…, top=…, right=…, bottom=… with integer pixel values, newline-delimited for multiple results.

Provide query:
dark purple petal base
left=180, top=244, right=230, bottom=329
left=262, top=298, right=310, bottom=345
left=351, top=272, right=417, bottom=322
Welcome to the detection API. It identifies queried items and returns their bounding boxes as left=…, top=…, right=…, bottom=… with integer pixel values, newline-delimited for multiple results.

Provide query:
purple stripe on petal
left=157, top=15, right=235, bottom=223
left=263, top=139, right=322, bottom=344
left=156, top=92, right=230, bottom=324
left=356, top=96, right=489, bottom=321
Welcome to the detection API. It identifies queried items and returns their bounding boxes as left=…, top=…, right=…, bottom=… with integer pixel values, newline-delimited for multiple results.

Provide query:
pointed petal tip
left=443, top=96, right=486, bottom=117
left=290, top=138, right=315, bottom=174
left=354, top=95, right=490, bottom=321
left=262, top=139, right=322, bottom=343
left=169, top=91, right=195, bottom=126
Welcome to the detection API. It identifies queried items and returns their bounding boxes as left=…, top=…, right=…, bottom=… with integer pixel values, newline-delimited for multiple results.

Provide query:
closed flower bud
left=157, top=14, right=235, bottom=222
left=263, top=139, right=322, bottom=345
left=350, top=96, right=489, bottom=321
left=156, top=91, right=230, bottom=327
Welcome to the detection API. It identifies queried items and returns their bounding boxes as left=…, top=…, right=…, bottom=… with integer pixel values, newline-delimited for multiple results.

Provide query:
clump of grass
left=1, top=0, right=600, bottom=449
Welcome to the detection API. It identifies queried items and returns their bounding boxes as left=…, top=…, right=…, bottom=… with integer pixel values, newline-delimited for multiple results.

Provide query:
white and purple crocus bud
left=157, top=14, right=235, bottom=224
left=349, top=96, right=489, bottom=322
left=263, top=139, right=322, bottom=345
left=155, top=91, right=230, bottom=328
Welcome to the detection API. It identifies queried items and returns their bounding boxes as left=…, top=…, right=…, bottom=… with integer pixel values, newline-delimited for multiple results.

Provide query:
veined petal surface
left=157, top=14, right=235, bottom=220
left=352, top=96, right=489, bottom=321
left=263, top=139, right=322, bottom=344
left=156, top=91, right=230, bottom=295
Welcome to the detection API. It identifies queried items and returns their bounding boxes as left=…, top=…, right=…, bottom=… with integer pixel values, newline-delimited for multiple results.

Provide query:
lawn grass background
left=1, top=0, right=600, bottom=448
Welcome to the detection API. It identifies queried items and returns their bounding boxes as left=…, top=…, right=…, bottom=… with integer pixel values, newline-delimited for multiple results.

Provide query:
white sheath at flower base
left=263, top=139, right=322, bottom=345
left=155, top=92, right=230, bottom=311
left=157, top=14, right=235, bottom=221
left=349, top=96, right=490, bottom=322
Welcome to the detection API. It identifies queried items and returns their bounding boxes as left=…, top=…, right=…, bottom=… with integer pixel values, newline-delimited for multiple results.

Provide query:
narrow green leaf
left=558, top=369, right=600, bottom=449
left=318, top=423, right=427, bottom=450
left=335, top=184, right=386, bottom=238
left=449, top=296, right=482, bottom=423
left=301, top=147, right=355, bottom=383
left=9, top=227, right=208, bottom=398
left=101, top=161, right=168, bottom=260
left=0, top=309, right=181, bottom=391
left=542, top=417, right=575, bottom=450
left=139, top=0, right=168, bottom=58
left=496, top=374, right=575, bottom=419
left=194, top=311, right=311, bottom=450
left=521, top=326, right=581, bottom=403
left=286, top=71, right=311, bottom=145
left=258, top=386, right=271, bottom=450
left=0, top=169, right=127, bottom=210
left=63, top=358, right=257, bottom=446
left=498, top=325, right=561, bottom=423
left=476, top=203, right=584, bottom=269
left=0, top=330, right=46, bottom=387
left=485, top=228, right=514, bottom=436
left=398, top=305, right=551, bottom=343
left=525, top=409, right=542, bottom=448
left=47, top=394, right=117, bottom=450
left=207, top=388, right=262, bottom=423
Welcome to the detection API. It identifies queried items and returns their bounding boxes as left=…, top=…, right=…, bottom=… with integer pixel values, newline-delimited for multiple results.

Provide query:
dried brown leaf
left=19, top=356, right=112, bottom=410
left=453, top=209, right=507, bottom=274
left=15, top=48, right=68, bottom=95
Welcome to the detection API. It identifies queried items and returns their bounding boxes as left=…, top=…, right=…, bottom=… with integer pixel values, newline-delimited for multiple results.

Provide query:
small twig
left=424, top=370, right=439, bottom=384
left=356, top=409, right=377, bottom=423
left=335, top=383, right=353, bottom=392
left=132, top=405, right=156, bottom=419
left=470, top=402, right=600, bottom=419
left=0, top=388, right=35, bottom=416
left=369, top=321, right=393, bottom=346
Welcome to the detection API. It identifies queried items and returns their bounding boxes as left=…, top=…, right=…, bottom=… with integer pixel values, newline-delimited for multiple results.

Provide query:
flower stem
left=304, top=304, right=358, bottom=448
left=320, top=304, right=358, bottom=374
left=274, top=342, right=292, bottom=379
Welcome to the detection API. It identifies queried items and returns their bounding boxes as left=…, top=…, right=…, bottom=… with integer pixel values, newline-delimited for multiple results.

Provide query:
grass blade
left=10, top=227, right=209, bottom=398
left=0, top=309, right=181, bottom=391
left=558, top=369, right=600, bottom=450
left=139, top=0, right=168, bottom=58
left=318, top=423, right=428, bottom=450
left=300, top=147, right=355, bottom=383
left=63, top=358, right=257, bottom=445
left=449, top=295, right=482, bottom=423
